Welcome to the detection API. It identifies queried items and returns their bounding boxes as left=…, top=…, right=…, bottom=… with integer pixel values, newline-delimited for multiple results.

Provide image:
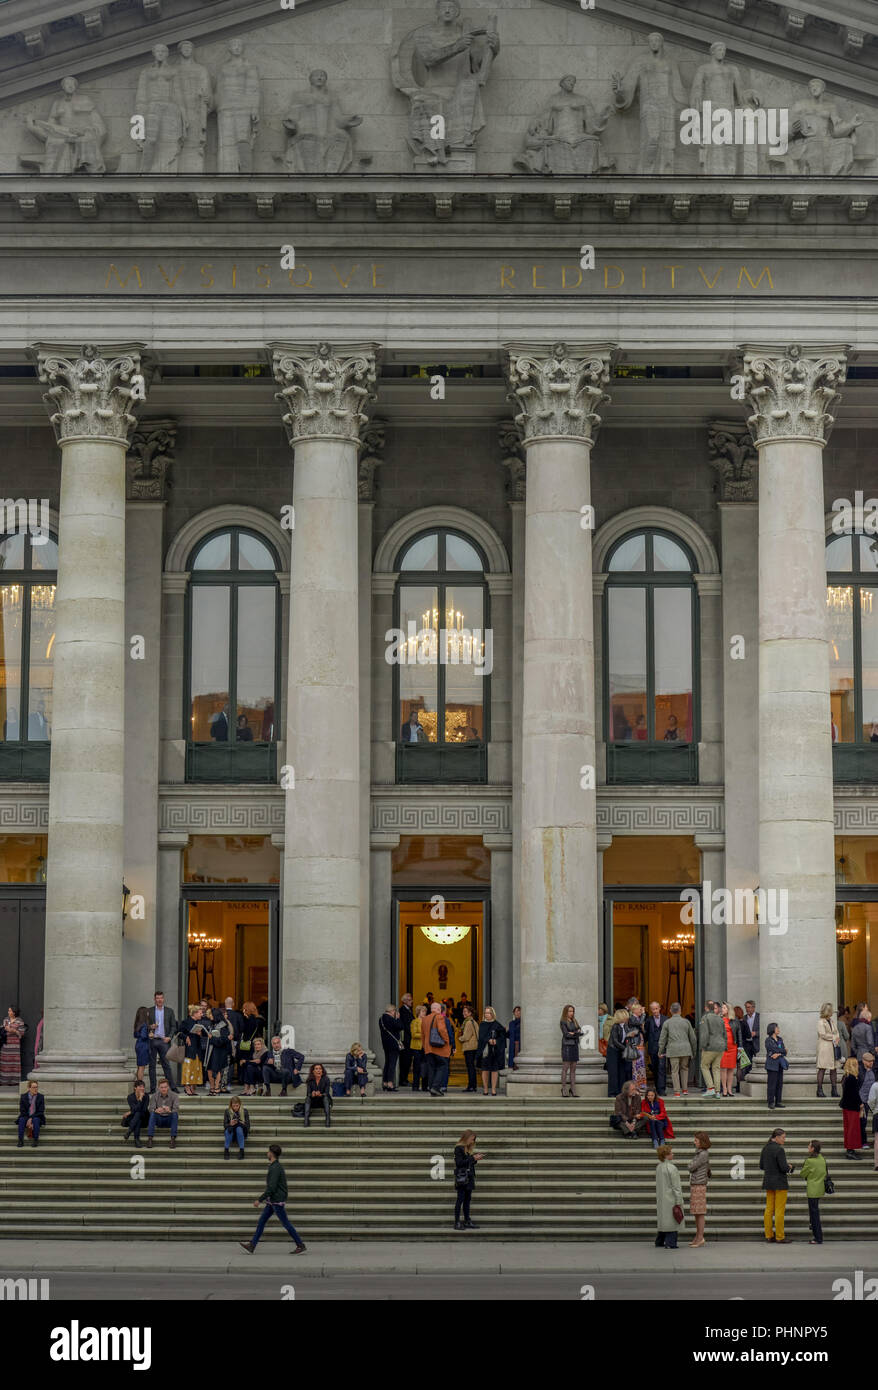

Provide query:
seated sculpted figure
left=515, top=75, right=615, bottom=175
left=282, top=70, right=362, bottom=174
left=21, top=76, right=106, bottom=174
left=781, top=78, right=864, bottom=176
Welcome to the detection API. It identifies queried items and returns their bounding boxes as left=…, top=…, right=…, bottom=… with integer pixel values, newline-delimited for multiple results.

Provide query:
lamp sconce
left=122, top=882, right=131, bottom=931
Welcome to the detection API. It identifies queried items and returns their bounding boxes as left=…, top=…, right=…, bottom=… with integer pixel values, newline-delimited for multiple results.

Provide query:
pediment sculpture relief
left=514, top=76, right=615, bottom=176
left=19, top=76, right=106, bottom=175
left=281, top=70, right=364, bottom=175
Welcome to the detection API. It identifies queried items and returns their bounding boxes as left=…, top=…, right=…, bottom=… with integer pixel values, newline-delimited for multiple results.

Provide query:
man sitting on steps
left=147, top=1078, right=179, bottom=1149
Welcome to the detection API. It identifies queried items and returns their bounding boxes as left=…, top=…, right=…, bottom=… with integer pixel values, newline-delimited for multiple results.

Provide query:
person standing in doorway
left=410, top=1003, right=427, bottom=1092
left=759, top=1127, right=794, bottom=1242
left=741, top=999, right=760, bottom=1070
left=423, top=1001, right=451, bottom=1095
left=799, top=1138, right=828, bottom=1244
left=147, top=991, right=178, bottom=1093
left=816, top=1003, right=840, bottom=1098
left=657, top=1002, right=696, bottom=1097
left=397, top=993, right=414, bottom=1088
left=645, top=1001, right=668, bottom=1094
left=687, top=1131, right=711, bottom=1247
left=697, top=999, right=725, bottom=1097
left=477, top=1006, right=506, bottom=1097
left=606, top=1008, right=631, bottom=1097
left=453, top=1128, right=485, bottom=1231
left=654, top=1144, right=685, bottom=1248
left=378, top=1004, right=402, bottom=1091
left=560, top=1003, right=584, bottom=1097
left=239, top=1144, right=306, bottom=1254
left=765, top=1022, right=787, bottom=1110
left=459, top=1003, right=479, bottom=1092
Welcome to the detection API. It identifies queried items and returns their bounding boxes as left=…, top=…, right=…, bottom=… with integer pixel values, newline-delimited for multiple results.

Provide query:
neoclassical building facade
left=0, top=0, right=877, bottom=1092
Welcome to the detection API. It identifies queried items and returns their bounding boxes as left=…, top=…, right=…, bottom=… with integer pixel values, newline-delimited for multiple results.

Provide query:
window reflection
left=608, top=587, right=646, bottom=740
left=190, top=586, right=230, bottom=741
left=0, top=534, right=56, bottom=746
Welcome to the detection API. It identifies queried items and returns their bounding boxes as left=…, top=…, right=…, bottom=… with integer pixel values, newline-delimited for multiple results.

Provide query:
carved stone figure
left=612, top=33, right=685, bottom=175
left=514, top=75, right=614, bottom=175
left=784, top=78, right=863, bottom=175
left=689, top=41, right=746, bottom=175
left=216, top=37, right=261, bottom=174
left=135, top=43, right=187, bottom=174
left=176, top=41, right=213, bottom=175
left=282, top=70, right=362, bottom=174
left=391, top=0, right=499, bottom=171
left=21, top=76, right=106, bottom=175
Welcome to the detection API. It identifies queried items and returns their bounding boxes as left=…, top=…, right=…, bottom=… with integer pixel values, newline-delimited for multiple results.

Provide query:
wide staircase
left=0, top=1094, right=875, bottom=1241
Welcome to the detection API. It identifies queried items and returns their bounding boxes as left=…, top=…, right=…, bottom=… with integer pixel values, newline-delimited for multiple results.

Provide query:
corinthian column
left=29, top=343, right=148, bottom=1092
left=271, top=342, right=379, bottom=1063
left=738, top=344, right=848, bottom=1085
left=503, top=343, right=615, bottom=1094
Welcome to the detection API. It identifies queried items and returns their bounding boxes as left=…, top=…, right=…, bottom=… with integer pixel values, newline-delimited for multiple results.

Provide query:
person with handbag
left=459, top=1004, right=479, bottom=1092
left=560, top=1003, right=584, bottom=1097
left=654, top=1143, right=685, bottom=1248
left=759, top=1126, right=794, bottom=1242
left=378, top=1005, right=403, bottom=1092
left=122, top=1079, right=150, bottom=1148
left=765, top=1022, right=787, bottom=1110
left=687, top=1130, right=711, bottom=1247
left=206, top=1009, right=232, bottom=1096
left=410, top=1004, right=428, bottom=1092
left=453, top=1128, right=485, bottom=1231
left=640, top=1085, right=674, bottom=1148
left=606, top=1007, right=632, bottom=1098
left=816, top=1003, right=840, bottom=1098
left=343, top=1042, right=369, bottom=1097
left=147, top=991, right=179, bottom=1093
left=717, top=1002, right=740, bottom=1097
left=223, top=1095, right=250, bottom=1159
left=799, top=1138, right=829, bottom=1244
left=476, top=1006, right=507, bottom=1097
left=181, top=1005, right=208, bottom=1095
left=236, top=1001, right=264, bottom=1090
left=423, top=1001, right=451, bottom=1096
left=303, top=1062, right=331, bottom=1127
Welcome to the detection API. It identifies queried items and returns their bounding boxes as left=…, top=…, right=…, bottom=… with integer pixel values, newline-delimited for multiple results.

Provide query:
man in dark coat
left=398, top=993, right=414, bottom=1088
left=644, top=1001, right=668, bottom=1094
left=759, top=1127, right=794, bottom=1243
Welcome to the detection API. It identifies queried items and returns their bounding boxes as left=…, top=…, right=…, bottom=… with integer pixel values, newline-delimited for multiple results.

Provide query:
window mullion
left=646, top=583, right=655, bottom=742
left=437, top=580, right=446, bottom=744
left=853, top=583, right=863, bottom=743
left=229, top=580, right=238, bottom=753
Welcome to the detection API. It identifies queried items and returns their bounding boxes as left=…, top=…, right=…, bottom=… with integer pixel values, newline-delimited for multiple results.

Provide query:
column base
left=28, top=1051, right=131, bottom=1096
left=505, top=1054, right=608, bottom=1098
left=742, top=1058, right=825, bottom=1101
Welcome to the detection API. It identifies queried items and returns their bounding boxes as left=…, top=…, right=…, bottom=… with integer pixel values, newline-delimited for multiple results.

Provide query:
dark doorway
left=0, top=891, right=46, bottom=1076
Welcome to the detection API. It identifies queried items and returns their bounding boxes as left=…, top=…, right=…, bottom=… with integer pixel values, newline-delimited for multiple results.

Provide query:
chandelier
left=661, top=931, right=695, bottom=951
left=1, top=583, right=56, bottom=612
left=836, top=925, right=859, bottom=946
left=827, top=585, right=874, bottom=616
left=420, top=924, right=471, bottom=945
left=188, top=931, right=222, bottom=950
left=400, top=595, right=485, bottom=665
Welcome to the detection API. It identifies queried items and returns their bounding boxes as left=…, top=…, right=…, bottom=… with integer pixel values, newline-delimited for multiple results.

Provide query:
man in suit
left=147, top=990, right=179, bottom=1093
left=210, top=703, right=231, bottom=741
left=398, top=992, right=414, bottom=1088
left=122, top=1080, right=150, bottom=1148
left=222, top=997, right=244, bottom=1090
left=258, top=1034, right=304, bottom=1096
left=400, top=710, right=427, bottom=743
left=644, top=1000, right=668, bottom=1094
left=17, top=1079, right=45, bottom=1147
left=741, top=1000, right=760, bottom=1067
left=147, top=1080, right=179, bottom=1148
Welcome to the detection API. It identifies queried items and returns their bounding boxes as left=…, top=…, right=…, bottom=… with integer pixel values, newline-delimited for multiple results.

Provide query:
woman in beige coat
left=816, top=1002, right=840, bottom=1098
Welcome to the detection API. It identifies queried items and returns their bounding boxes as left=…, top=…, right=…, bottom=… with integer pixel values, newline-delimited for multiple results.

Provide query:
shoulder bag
left=824, top=1164, right=835, bottom=1196
left=429, top=1021, right=445, bottom=1046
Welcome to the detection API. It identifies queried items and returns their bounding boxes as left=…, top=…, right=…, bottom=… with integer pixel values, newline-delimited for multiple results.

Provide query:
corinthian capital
left=737, top=344, right=849, bottom=447
left=504, top=343, right=615, bottom=445
left=30, top=343, right=149, bottom=445
left=270, top=341, right=379, bottom=445
left=708, top=420, right=758, bottom=502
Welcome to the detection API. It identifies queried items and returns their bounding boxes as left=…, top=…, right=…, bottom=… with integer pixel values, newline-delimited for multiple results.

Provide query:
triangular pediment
left=0, top=0, right=875, bottom=176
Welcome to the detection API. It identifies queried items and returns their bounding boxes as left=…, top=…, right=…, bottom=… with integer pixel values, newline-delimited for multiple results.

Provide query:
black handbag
left=834, top=1043, right=842, bottom=1061
left=824, top=1166, right=835, bottom=1196
left=292, top=1101, right=305, bottom=1117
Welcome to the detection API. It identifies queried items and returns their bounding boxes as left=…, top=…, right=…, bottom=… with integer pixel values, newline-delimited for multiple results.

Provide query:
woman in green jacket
left=799, top=1138, right=828, bottom=1245
left=654, top=1144, right=685, bottom=1249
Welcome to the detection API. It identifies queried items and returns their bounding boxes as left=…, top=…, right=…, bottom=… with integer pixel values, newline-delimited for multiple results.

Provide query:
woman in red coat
left=840, top=1057, right=864, bottom=1158
left=719, top=1002, right=739, bottom=1097
left=641, top=1086, right=675, bottom=1148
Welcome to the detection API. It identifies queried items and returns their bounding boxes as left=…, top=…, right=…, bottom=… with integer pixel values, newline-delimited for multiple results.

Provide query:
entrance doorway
left=0, top=891, right=45, bottom=1076
left=394, top=894, right=487, bottom=1087
left=603, top=892, right=702, bottom=1018
left=180, top=889, right=279, bottom=1029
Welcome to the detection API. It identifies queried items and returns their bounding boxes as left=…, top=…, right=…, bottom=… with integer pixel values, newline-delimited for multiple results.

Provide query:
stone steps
left=1, top=1097, right=872, bottom=1241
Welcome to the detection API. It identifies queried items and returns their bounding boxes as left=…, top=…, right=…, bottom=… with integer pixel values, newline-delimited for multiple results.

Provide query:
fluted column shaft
left=740, top=344, right=847, bottom=1072
left=29, top=343, right=147, bottom=1090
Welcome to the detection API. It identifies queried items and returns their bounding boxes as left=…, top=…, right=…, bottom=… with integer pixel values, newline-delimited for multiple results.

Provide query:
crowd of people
left=377, top=994, right=521, bottom=1096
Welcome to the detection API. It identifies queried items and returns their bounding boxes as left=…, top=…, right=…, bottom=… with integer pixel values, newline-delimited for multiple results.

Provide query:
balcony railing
left=396, top=741, right=487, bottom=784
left=0, top=742, right=50, bottom=781
left=186, top=742, right=277, bottom=784
left=606, top=741, right=698, bottom=785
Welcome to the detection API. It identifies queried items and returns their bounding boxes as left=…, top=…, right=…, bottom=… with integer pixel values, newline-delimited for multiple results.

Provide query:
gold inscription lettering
left=561, top=265, right=582, bottom=290
left=641, top=266, right=646, bottom=289
left=531, top=264, right=546, bottom=290
left=697, top=265, right=723, bottom=289
left=289, top=265, right=313, bottom=288
left=603, top=264, right=624, bottom=290
left=157, top=264, right=184, bottom=288
left=256, top=263, right=271, bottom=289
left=664, top=264, right=682, bottom=289
left=199, top=264, right=214, bottom=288
left=231, top=264, right=237, bottom=289
left=105, top=264, right=142, bottom=289
left=499, top=265, right=515, bottom=290
left=737, top=265, right=773, bottom=290
left=332, top=264, right=359, bottom=289
left=371, top=263, right=385, bottom=289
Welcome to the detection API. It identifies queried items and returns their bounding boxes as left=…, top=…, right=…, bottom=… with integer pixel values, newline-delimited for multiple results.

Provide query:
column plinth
left=503, top=343, right=615, bottom=1095
left=28, top=343, right=148, bottom=1094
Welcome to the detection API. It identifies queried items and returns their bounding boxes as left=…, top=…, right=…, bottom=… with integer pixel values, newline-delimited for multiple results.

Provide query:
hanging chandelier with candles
left=399, top=594, right=485, bottom=666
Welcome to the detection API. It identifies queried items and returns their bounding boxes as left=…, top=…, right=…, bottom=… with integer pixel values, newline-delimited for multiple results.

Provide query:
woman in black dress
left=476, top=1006, right=507, bottom=1097
left=453, top=1128, right=485, bottom=1230
left=560, top=1003, right=584, bottom=1097
left=206, top=1008, right=232, bottom=1096
left=303, top=1062, right=331, bottom=1128
left=237, top=1002, right=265, bottom=1093
left=378, top=1005, right=403, bottom=1091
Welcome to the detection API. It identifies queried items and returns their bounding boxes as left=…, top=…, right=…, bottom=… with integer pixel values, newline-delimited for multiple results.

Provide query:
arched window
left=604, top=528, right=698, bottom=783
left=827, top=531, right=878, bottom=782
left=0, top=527, right=56, bottom=781
left=394, top=528, right=489, bottom=783
left=186, top=527, right=279, bottom=782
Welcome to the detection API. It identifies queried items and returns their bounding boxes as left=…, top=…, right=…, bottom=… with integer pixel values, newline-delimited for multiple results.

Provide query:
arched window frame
left=826, top=529, right=878, bottom=783
left=392, top=526, right=490, bottom=784
left=0, top=529, right=57, bottom=782
left=184, top=525, right=281, bottom=784
left=603, top=527, right=700, bottom=784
